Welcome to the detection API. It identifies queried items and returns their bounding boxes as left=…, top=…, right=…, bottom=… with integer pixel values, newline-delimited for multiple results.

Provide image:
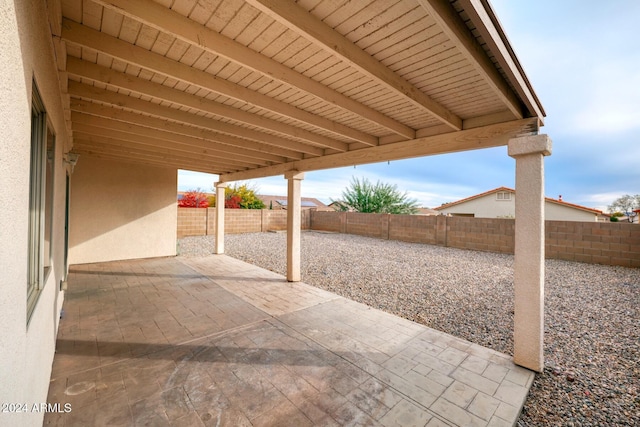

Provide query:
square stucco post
left=508, top=134, right=552, bottom=372
left=285, top=171, right=304, bottom=282
left=214, top=181, right=226, bottom=254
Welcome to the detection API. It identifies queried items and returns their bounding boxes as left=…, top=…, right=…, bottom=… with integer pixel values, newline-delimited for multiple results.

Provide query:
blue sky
left=179, top=0, right=640, bottom=212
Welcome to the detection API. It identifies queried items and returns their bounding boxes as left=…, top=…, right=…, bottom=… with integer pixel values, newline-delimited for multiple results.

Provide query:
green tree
left=608, top=194, right=640, bottom=222
left=208, top=183, right=265, bottom=209
left=332, top=177, right=419, bottom=214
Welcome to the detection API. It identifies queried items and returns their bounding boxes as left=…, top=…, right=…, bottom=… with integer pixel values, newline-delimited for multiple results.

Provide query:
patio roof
left=51, top=0, right=545, bottom=181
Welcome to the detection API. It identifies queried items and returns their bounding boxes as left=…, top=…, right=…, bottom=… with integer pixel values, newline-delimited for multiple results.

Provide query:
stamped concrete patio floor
left=45, top=255, right=534, bottom=427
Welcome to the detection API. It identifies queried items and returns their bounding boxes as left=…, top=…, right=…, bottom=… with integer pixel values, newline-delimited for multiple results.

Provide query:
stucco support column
left=285, top=171, right=304, bottom=282
left=508, top=134, right=552, bottom=372
left=214, top=181, right=226, bottom=254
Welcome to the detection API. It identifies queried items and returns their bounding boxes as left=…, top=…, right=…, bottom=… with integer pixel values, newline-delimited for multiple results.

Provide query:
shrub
left=178, top=190, right=209, bottom=208
left=227, top=184, right=265, bottom=209
left=225, top=195, right=241, bottom=209
left=332, top=177, right=419, bottom=214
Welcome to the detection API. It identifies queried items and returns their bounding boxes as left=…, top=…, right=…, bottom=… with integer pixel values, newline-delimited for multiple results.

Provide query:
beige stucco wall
left=545, top=202, right=597, bottom=221
left=440, top=193, right=597, bottom=221
left=0, top=1, right=69, bottom=425
left=440, top=193, right=516, bottom=218
left=69, top=157, right=178, bottom=264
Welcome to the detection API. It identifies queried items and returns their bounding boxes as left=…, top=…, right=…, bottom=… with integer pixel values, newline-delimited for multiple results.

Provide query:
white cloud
left=569, top=61, right=640, bottom=135
left=177, top=170, right=219, bottom=192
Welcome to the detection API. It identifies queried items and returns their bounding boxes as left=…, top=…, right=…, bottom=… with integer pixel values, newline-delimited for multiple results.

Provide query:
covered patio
left=45, top=255, right=533, bottom=426
left=0, top=0, right=549, bottom=425
left=57, top=0, right=549, bottom=372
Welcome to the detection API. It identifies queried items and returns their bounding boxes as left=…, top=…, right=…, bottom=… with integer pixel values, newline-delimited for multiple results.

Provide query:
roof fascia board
left=459, top=0, right=546, bottom=121
left=416, top=0, right=524, bottom=120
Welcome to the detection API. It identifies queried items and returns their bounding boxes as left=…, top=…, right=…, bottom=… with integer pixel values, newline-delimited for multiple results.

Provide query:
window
left=27, top=82, right=55, bottom=320
left=496, top=191, right=511, bottom=201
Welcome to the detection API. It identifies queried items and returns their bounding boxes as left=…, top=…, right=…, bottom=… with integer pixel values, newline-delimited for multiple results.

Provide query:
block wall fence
left=177, top=208, right=639, bottom=268
left=177, top=208, right=311, bottom=238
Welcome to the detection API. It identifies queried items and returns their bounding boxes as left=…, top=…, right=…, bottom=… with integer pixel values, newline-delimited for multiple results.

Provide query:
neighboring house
left=258, top=195, right=330, bottom=211
left=328, top=201, right=345, bottom=211
left=435, top=187, right=603, bottom=222
left=416, top=207, right=439, bottom=216
left=614, top=210, right=640, bottom=224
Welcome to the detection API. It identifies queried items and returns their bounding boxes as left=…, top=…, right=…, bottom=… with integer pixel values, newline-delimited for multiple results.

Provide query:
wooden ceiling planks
left=55, top=0, right=544, bottom=178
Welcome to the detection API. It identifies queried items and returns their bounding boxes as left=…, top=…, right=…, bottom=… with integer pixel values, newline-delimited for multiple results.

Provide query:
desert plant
left=332, top=177, right=419, bottom=214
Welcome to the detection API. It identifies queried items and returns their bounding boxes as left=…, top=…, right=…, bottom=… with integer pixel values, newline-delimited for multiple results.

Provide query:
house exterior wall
left=439, top=194, right=598, bottom=221
left=545, top=202, right=597, bottom=221
left=69, top=157, right=177, bottom=264
left=0, top=1, right=69, bottom=425
left=440, top=193, right=516, bottom=218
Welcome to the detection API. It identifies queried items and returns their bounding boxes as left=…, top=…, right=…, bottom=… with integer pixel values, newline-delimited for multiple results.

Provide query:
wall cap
left=508, top=134, right=552, bottom=157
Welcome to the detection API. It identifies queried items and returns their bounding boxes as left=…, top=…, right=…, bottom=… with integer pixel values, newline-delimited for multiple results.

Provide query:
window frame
left=27, top=81, right=55, bottom=321
left=496, top=191, right=512, bottom=201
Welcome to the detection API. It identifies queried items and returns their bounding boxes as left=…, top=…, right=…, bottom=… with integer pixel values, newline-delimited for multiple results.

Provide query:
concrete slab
left=45, top=255, right=534, bottom=426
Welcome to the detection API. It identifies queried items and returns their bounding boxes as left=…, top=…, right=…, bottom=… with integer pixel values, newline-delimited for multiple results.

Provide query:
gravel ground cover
left=178, top=232, right=639, bottom=426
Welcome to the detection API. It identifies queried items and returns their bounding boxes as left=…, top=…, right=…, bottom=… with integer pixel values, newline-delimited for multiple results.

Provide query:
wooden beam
left=62, top=19, right=350, bottom=151
left=46, top=0, right=62, bottom=37
left=71, top=115, right=268, bottom=168
left=69, top=98, right=303, bottom=161
left=65, top=56, right=345, bottom=152
left=247, top=0, right=462, bottom=132
left=67, top=81, right=324, bottom=156
left=73, top=139, right=238, bottom=172
left=72, top=131, right=256, bottom=170
left=72, top=144, right=228, bottom=173
left=220, top=118, right=538, bottom=181
left=417, top=0, right=523, bottom=120
left=92, top=0, right=406, bottom=144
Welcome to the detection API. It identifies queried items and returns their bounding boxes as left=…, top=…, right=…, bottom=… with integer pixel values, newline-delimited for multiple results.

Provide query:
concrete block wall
left=178, top=208, right=302, bottom=237
left=225, top=210, right=262, bottom=234
left=311, top=211, right=345, bottom=233
left=177, top=208, right=207, bottom=238
left=178, top=209, right=639, bottom=268
left=546, top=221, right=640, bottom=268
left=308, top=211, right=639, bottom=268
left=346, top=212, right=389, bottom=239
left=262, top=210, right=287, bottom=231
left=446, top=217, right=515, bottom=254
left=388, top=214, right=437, bottom=244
